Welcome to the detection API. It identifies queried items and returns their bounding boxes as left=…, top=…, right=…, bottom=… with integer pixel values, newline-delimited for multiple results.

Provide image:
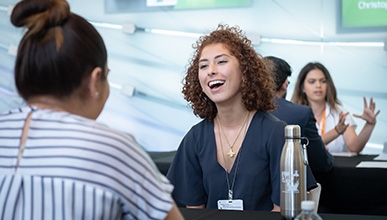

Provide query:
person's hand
left=353, top=97, right=380, bottom=125
left=335, top=111, right=349, bottom=135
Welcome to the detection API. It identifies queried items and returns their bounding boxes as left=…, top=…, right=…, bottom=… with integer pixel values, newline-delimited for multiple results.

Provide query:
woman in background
left=167, top=24, right=317, bottom=211
left=0, top=0, right=183, bottom=219
left=291, top=62, right=380, bottom=154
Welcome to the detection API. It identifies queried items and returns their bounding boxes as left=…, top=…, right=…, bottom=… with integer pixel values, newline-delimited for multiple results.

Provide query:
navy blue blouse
left=167, top=111, right=289, bottom=210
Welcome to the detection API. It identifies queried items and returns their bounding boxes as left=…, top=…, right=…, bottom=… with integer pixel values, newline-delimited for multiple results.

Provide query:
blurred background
left=0, top=0, right=386, bottom=153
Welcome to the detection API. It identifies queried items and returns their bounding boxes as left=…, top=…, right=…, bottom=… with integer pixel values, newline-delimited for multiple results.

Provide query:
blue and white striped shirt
left=0, top=106, right=174, bottom=220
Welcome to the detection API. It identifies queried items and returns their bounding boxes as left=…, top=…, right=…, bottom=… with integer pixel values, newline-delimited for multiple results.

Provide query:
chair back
left=307, top=182, right=321, bottom=212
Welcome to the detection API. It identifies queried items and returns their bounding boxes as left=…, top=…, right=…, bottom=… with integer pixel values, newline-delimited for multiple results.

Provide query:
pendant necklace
left=217, top=111, right=250, bottom=158
left=217, top=115, right=248, bottom=200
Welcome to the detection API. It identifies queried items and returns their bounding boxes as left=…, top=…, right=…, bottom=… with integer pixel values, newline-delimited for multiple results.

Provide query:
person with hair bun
left=0, top=0, right=183, bottom=219
left=167, top=24, right=317, bottom=211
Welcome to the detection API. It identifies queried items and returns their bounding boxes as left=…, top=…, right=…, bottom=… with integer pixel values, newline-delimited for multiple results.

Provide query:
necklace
left=217, top=112, right=250, bottom=158
left=217, top=115, right=247, bottom=200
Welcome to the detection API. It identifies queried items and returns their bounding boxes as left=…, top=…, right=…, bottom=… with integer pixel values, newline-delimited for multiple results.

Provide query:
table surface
left=148, top=151, right=387, bottom=216
left=313, top=154, right=387, bottom=216
left=179, top=208, right=387, bottom=220
left=148, top=151, right=176, bottom=175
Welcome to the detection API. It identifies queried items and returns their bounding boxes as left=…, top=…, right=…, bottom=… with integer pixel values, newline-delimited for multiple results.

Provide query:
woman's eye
left=218, top=60, right=227, bottom=64
left=199, top=64, right=208, bottom=69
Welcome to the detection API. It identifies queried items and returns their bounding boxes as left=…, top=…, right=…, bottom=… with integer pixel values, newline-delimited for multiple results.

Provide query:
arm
left=272, top=204, right=280, bottom=212
left=321, top=112, right=349, bottom=146
left=304, top=108, right=333, bottom=172
left=344, top=97, right=380, bottom=153
left=165, top=202, right=184, bottom=220
left=166, top=125, right=207, bottom=208
left=269, top=120, right=287, bottom=211
left=186, top=204, right=206, bottom=209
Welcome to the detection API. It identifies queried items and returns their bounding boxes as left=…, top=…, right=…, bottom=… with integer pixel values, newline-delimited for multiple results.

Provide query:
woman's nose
left=207, top=64, right=216, bottom=76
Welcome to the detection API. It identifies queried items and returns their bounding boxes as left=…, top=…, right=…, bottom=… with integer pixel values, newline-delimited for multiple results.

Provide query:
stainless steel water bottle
left=280, top=125, right=307, bottom=220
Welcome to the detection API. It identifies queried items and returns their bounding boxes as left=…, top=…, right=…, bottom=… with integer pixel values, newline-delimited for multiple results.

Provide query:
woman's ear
left=88, top=67, right=103, bottom=99
left=281, top=80, right=288, bottom=91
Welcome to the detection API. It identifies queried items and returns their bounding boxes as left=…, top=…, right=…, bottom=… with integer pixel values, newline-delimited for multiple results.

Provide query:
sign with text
left=338, top=0, right=387, bottom=32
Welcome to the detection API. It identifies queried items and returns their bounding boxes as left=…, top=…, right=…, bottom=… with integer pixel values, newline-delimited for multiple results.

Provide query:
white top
left=316, top=103, right=357, bottom=153
left=0, top=106, right=174, bottom=220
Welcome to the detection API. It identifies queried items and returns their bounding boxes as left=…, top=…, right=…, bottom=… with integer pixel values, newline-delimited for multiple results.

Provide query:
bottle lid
left=301, top=200, right=315, bottom=211
left=285, top=125, right=301, bottom=138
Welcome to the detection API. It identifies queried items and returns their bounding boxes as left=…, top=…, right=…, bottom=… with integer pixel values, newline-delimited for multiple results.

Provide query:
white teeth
left=208, top=80, right=225, bottom=87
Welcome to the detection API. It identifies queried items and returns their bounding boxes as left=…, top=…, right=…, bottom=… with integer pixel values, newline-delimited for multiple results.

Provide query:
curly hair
left=182, top=24, right=276, bottom=120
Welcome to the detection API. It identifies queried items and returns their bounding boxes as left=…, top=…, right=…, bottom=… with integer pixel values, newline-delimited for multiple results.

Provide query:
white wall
left=0, top=0, right=386, bottom=153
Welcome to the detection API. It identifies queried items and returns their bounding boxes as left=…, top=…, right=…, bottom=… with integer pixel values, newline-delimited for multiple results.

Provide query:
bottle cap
left=285, top=125, right=301, bottom=138
left=301, top=200, right=315, bottom=211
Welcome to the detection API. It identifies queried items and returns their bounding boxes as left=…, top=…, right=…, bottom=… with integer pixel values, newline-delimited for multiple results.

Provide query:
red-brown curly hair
left=182, top=24, right=276, bottom=120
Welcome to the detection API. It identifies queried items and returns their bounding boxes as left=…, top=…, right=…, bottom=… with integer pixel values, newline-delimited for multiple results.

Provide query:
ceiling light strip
left=89, top=21, right=122, bottom=30
left=143, top=28, right=202, bottom=38
left=0, top=5, right=8, bottom=12
left=260, top=37, right=384, bottom=47
left=1, top=17, right=384, bottom=48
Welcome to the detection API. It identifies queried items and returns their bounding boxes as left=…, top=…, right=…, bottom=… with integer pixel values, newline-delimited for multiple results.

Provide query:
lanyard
left=225, top=149, right=242, bottom=200
left=320, top=106, right=326, bottom=135
left=217, top=116, right=247, bottom=200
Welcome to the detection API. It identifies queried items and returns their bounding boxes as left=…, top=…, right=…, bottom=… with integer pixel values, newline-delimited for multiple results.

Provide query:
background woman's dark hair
left=182, top=24, right=276, bottom=120
left=291, top=62, right=341, bottom=112
left=11, top=0, right=107, bottom=100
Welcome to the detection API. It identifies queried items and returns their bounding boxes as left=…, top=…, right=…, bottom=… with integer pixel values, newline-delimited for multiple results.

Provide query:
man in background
left=265, top=56, right=333, bottom=173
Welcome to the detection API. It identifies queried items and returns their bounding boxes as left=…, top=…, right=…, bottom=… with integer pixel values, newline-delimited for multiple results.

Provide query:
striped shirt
left=0, top=106, right=174, bottom=220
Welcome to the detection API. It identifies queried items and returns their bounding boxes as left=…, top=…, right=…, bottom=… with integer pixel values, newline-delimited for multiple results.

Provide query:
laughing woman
left=167, top=24, right=316, bottom=211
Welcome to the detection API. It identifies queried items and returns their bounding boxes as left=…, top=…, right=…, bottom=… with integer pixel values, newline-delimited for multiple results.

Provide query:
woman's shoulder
left=327, top=102, right=346, bottom=114
left=254, top=110, right=287, bottom=125
left=335, top=104, right=347, bottom=112
left=189, top=118, right=212, bottom=132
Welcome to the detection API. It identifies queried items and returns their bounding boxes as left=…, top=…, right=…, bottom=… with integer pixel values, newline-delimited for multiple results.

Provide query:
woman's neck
left=27, top=95, right=80, bottom=114
left=216, top=104, right=253, bottom=128
left=309, top=100, right=326, bottom=123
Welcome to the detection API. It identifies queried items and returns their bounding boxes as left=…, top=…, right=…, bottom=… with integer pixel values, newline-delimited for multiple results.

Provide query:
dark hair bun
left=11, top=0, right=70, bottom=35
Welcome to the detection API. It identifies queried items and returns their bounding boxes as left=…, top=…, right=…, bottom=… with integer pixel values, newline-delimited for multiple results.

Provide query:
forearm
left=308, top=146, right=334, bottom=172
left=186, top=204, right=206, bottom=209
left=321, top=128, right=341, bottom=145
left=165, top=203, right=184, bottom=220
left=272, top=204, right=280, bottom=212
left=346, top=123, right=375, bottom=153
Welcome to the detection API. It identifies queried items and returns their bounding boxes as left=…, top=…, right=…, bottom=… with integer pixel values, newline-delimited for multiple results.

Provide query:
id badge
left=217, top=199, right=243, bottom=210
